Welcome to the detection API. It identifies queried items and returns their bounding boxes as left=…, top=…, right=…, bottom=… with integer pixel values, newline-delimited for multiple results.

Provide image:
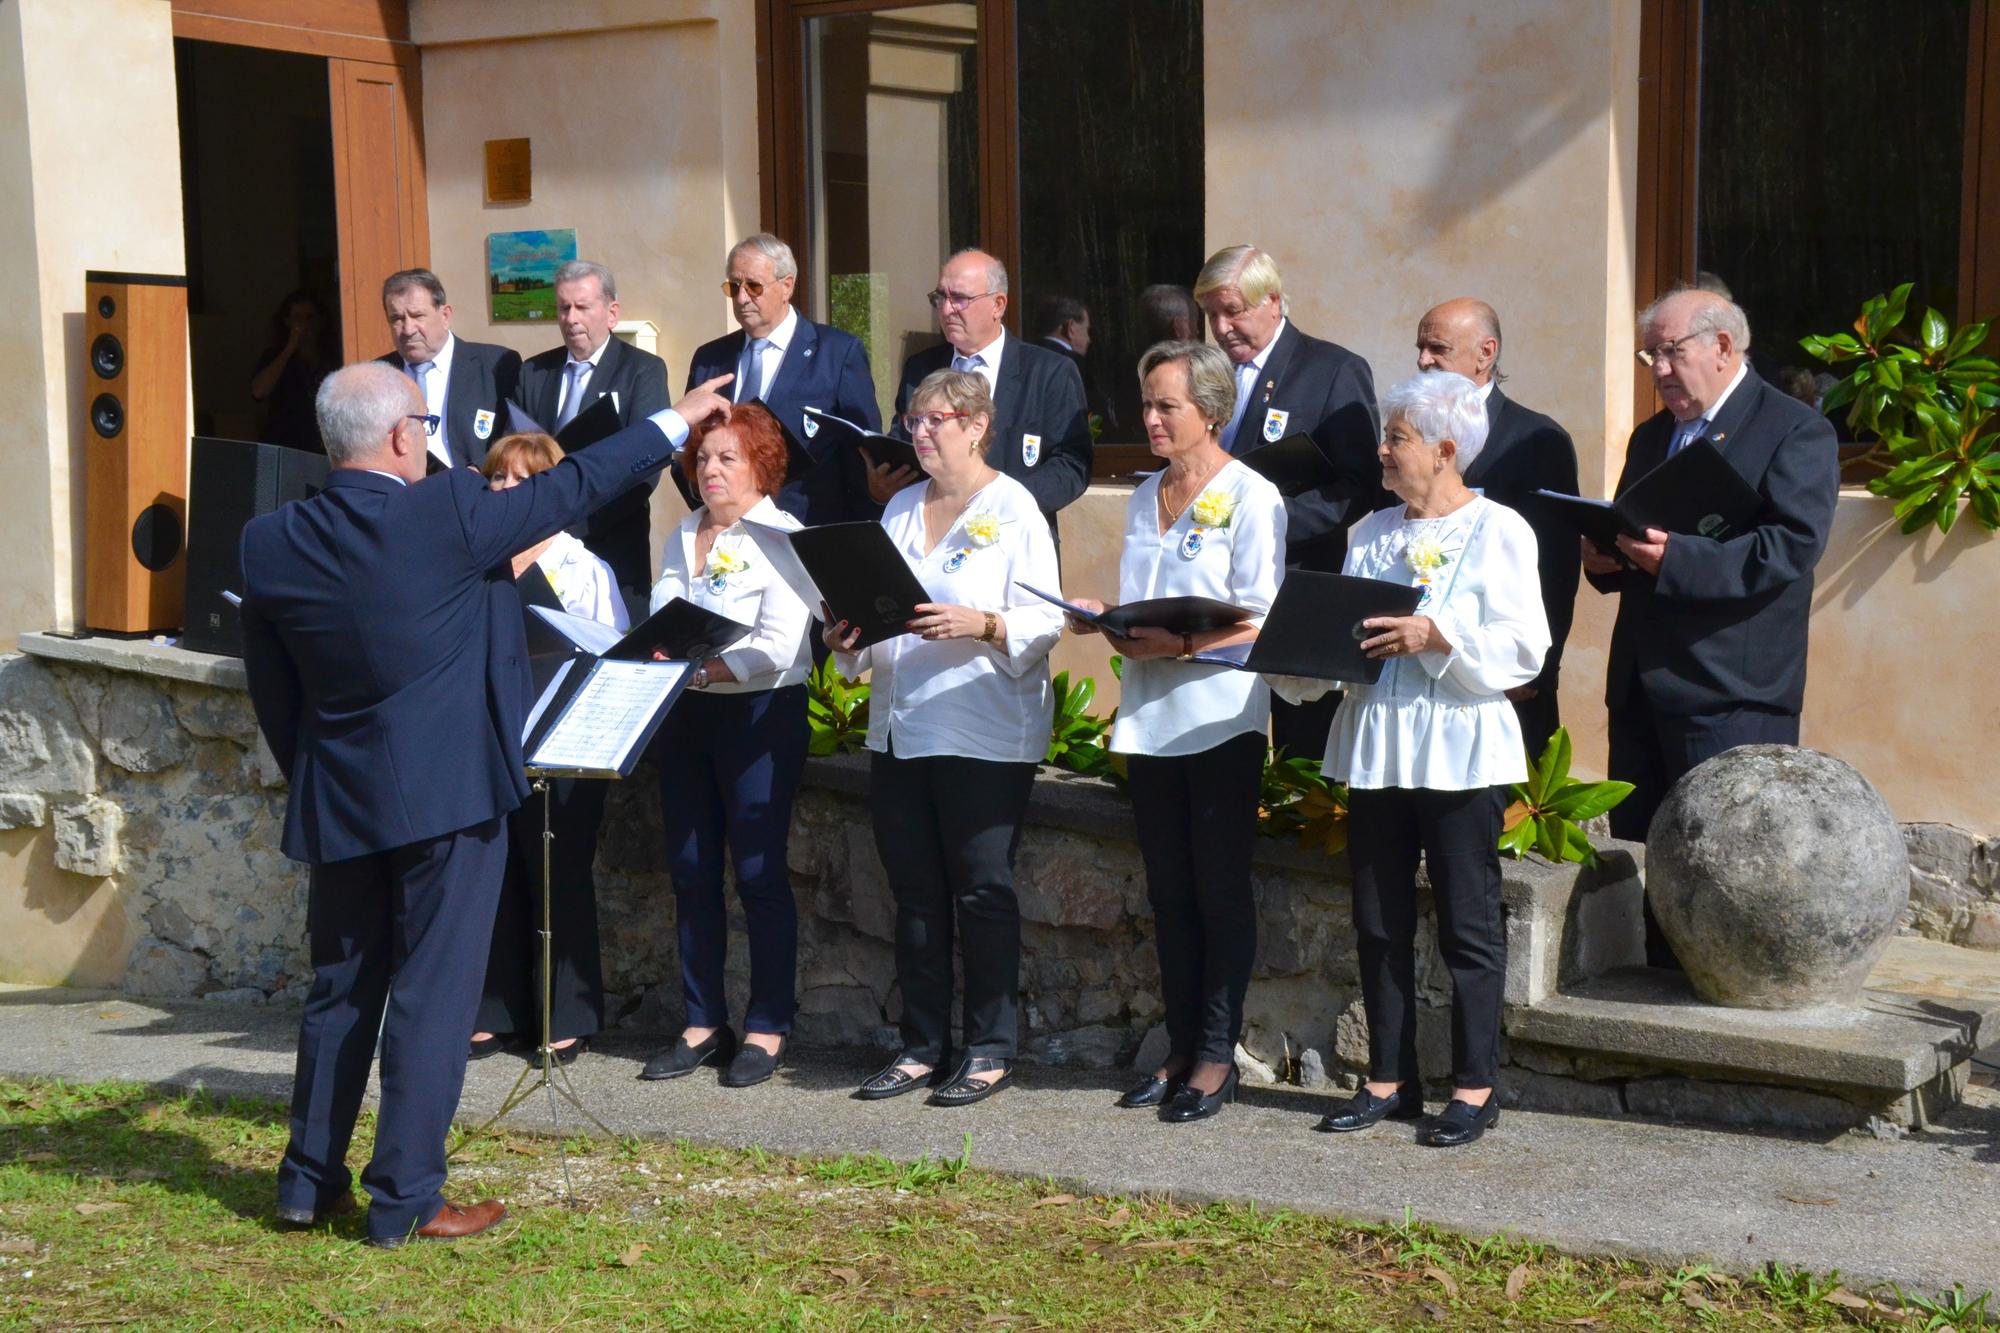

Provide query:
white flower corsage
left=962, top=512, right=1002, bottom=547
left=1190, top=489, right=1236, bottom=530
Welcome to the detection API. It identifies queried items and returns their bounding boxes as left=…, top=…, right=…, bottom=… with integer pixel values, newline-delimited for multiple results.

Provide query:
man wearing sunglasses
left=891, top=249, right=1090, bottom=537
left=684, top=233, right=882, bottom=525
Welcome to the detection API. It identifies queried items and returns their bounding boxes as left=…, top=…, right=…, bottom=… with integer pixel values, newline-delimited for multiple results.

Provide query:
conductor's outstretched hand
left=675, top=374, right=736, bottom=430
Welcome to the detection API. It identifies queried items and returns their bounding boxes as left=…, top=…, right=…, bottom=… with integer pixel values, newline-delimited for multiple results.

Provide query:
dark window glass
left=1016, top=0, right=1204, bottom=451
left=1695, top=0, right=1970, bottom=380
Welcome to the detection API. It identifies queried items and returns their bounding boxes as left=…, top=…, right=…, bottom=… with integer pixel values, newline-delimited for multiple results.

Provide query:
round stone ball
left=1646, top=745, right=1908, bottom=1009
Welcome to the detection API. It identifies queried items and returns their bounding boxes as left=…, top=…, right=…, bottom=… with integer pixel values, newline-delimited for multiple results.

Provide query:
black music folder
left=1237, top=432, right=1332, bottom=492
left=740, top=518, right=931, bottom=649
left=1534, top=437, right=1763, bottom=552
left=1189, top=571, right=1423, bottom=685
left=1016, top=583, right=1252, bottom=638
left=521, top=655, right=692, bottom=780
left=531, top=599, right=753, bottom=664
left=503, top=394, right=625, bottom=454
left=801, top=406, right=920, bottom=475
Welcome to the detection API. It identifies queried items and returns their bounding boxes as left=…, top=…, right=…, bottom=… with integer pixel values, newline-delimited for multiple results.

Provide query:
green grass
left=490, top=288, right=556, bottom=322
left=0, top=1078, right=1984, bottom=1330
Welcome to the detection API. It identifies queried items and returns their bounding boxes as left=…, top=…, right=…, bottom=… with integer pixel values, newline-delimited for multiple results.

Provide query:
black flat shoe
left=1159, top=1066, right=1237, bottom=1123
left=1314, top=1083, right=1426, bottom=1133
left=1116, top=1073, right=1183, bottom=1109
left=719, top=1036, right=786, bottom=1088
left=639, top=1026, right=737, bottom=1081
left=1419, top=1097, right=1499, bottom=1147
left=929, top=1056, right=1013, bottom=1107
left=854, top=1055, right=939, bottom=1100
left=469, top=1033, right=511, bottom=1060
left=549, top=1036, right=590, bottom=1067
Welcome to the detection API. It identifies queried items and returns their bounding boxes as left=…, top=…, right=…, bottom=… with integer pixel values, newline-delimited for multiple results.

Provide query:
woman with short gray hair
left=1066, top=339, right=1286, bottom=1124
left=1310, top=369, right=1548, bottom=1147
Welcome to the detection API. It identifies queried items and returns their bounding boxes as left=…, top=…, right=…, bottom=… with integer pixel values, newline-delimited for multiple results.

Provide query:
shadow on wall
left=0, top=826, right=133, bottom=989
left=1814, top=497, right=1982, bottom=612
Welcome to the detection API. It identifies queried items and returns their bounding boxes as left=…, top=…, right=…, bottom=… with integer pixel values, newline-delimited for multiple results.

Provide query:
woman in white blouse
left=640, top=404, right=813, bottom=1090
left=826, top=369, right=1064, bottom=1108
left=1067, top=340, right=1286, bottom=1124
left=1314, top=371, right=1548, bottom=1148
left=472, top=433, right=631, bottom=1065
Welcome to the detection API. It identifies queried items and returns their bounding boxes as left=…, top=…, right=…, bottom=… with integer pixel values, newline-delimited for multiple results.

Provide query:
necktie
left=952, top=352, right=984, bottom=376
left=407, top=360, right=432, bottom=396
left=557, top=360, right=588, bottom=428
left=1668, top=417, right=1708, bottom=457
left=1221, top=361, right=1257, bottom=452
left=737, top=338, right=767, bottom=403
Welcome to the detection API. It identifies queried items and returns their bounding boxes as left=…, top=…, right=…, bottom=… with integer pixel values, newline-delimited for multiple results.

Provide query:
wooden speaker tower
left=83, top=271, right=189, bottom=635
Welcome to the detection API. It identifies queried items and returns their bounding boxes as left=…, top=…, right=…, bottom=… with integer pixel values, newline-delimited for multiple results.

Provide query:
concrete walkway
left=3, top=983, right=1995, bottom=1298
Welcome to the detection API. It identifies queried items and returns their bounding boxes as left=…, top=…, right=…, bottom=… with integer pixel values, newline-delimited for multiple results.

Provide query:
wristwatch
left=979, top=611, right=999, bottom=644
left=692, top=665, right=710, bottom=689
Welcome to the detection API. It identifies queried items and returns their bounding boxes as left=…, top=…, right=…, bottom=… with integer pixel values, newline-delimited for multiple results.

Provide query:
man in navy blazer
left=1587, top=288, right=1837, bottom=961
left=891, top=249, right=1091, bottom=532
left=377, top=269, right=520, bottom=470
left=1415, top=298, right=1581, bottom=758
left=513, top=260, right=672, bottom=592
left=685, top=233, right=882, bottom=526
left=1194, top=245, right=1385, bottom=759
left=239, top=360, right=731, bottom=1246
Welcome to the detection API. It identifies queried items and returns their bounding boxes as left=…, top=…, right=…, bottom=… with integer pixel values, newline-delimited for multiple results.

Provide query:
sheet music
left=529, top=658, right=686, bottom=772
left=532, top=604, right=623, bottom=656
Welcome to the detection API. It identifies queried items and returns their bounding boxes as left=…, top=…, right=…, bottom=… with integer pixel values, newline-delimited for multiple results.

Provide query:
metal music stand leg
left=453, top=777, right=614, bottom=1202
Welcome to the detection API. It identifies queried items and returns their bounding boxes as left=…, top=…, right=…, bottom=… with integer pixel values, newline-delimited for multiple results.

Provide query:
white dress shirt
left=838, top=472, right=1064, bottom=763
left=554, top=334, right=612, bottom=422
left=1220, top=320, right=1286, bottom=452
left=1323, top=496, right=1550, bottom=791
left=949, top=328, right=1006, bottom=401
left=650, top=495, right=812, bottom=693
left=737, top=306, right=800, bottom=404
left=403, top=332, right=457, bottom=467
left=535, top=530, right=628, bottom=632
left=1108, top=460, right=1287, bottom=758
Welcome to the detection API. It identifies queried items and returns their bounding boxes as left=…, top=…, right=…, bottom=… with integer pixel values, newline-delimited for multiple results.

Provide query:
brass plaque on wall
left=485, top=138, right=532, bottom=204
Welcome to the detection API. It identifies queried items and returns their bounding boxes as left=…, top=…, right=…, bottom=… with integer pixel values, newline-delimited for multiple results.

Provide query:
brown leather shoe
left=276, top=1190, right=357, bottom=1228
left=369, top=1198, right=506, bottom=1248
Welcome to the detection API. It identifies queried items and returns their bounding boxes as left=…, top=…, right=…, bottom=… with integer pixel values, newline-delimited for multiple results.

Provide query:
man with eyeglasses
left=891, top=249, right=1090, bottom=533
left=685, top=233, right=881, bottom=525
left=239, top=359, right=733, bottom=1248
left=378, top=269, right=520, bottom=472
left=512, top=260, right=670, bottom=595
left=1588, top=286, right=1837, bottom=964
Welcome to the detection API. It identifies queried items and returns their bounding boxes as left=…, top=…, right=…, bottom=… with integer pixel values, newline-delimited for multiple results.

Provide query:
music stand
left=453, top=655, right=695, bottom=1197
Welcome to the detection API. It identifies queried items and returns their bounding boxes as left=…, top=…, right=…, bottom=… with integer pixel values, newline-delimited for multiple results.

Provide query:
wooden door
left=328, top=57, right=429, bottom=363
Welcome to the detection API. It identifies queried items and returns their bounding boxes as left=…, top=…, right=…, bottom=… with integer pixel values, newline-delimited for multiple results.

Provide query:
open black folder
left=739, top=518, right=931, bottom=649
left=1188, top=571, right=1422, bottom=685
left=521, top=655, right=692, bottom=779
left=502, top=395, right=623, bottom=453
left=1016, top=583, right=1251, bottom=638
left=529, top=599, right=754, bottom=665
left=1237, top=432, right=1334, bottom=493
left=801, top=406, right=920, bottom=475
left=1533, top=437, right=1763, bottom=553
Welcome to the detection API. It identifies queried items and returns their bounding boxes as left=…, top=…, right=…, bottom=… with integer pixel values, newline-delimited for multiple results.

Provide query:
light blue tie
left=1220, top=361, right=1257, bottom=452
left=952, top=352, right=984, bottom=376
left=737, top=338, right=767, bottom=403
left=1668, top=417, right=1709, bottom=457
left=556, top=360, right=588, bottom=428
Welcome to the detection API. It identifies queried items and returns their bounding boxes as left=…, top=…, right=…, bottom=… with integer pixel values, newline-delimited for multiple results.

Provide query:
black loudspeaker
left=181, top=438, right=330, bottom=657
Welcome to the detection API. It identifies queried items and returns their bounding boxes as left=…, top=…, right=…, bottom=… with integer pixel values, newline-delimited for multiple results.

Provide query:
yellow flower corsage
left=1405, top=532, right=1450, bottom=575
left=1190, top=489, right=1236, bottom=530
left=709, top=547, right=750, bottom=577
left=962, top=512, right=1002, bottom=547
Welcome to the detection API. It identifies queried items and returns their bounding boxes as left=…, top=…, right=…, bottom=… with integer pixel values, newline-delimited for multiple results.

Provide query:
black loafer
left=854, top=1055, right=938, bottom=1100
left=1314, top=1083, right=1426, bottom=1133
left=639, top=1026, right=737, bottom=1081
left=469, top=1033, right=511, bottom=1060
left=1159, top=1066, right=1237, bottom=1123
left=929, top=1056, right=1013, bottom=1107
left=719, top=1036, right=786, bottom=1088
left=549, top=1036, right=590, bottom=1067
left=1419, top=1097, right=1499, bottom=1147
left=1116, top=1073, right=1183, bottom=1109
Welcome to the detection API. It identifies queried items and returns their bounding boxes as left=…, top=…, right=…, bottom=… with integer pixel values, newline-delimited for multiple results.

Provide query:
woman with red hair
left=640, top=404, right=812, bottom=1089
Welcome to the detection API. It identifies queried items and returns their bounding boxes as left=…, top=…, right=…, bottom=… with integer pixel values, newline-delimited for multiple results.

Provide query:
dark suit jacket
left=377, top=336, right=521, bottom=470
left=1587, top=369, right=1839, bottom=717
left=1226, top=322, right=1386, bottom=572
left=514, top=336, right=671, bottom=591
left=1464, top=385, right=1582, bottom=694
left=1035, top=336, right=1116, bottom=435
left=237, top=418, right=678, bottom=865
left=686, top=317, right=880, bottom=526
left=894, top=335, right=1091, bottom=523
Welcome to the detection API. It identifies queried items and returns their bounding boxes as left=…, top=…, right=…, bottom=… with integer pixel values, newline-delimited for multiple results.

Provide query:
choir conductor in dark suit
left=513, top=259, right=671, bottom=593
left=378, top=268, right=520, bottom=471
left=890, top=249, right=1091, bottom=534
left=1587, top=287, right=1838, bottom=960
left=239, top=360, right=731, bottom=1247
left=1193, top=245, right=1384, bottom=760
left=1414, top=298, right=1581, bottom=759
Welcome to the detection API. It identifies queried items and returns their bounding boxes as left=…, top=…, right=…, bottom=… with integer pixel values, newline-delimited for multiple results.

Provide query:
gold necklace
left=1159, top=458, right=1222, bottom=528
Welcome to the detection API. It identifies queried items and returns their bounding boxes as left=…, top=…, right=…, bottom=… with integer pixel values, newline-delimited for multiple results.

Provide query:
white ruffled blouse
left=649, top=495, right=812, bottom=694
left=1323, top=496, right=1549, bottom=791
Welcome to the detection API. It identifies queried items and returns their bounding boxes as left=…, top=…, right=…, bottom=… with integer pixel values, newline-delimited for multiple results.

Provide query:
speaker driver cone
left=90, top=393, right=124, bottom=439
left=131, top=504, right=184, bottom=572
left=90, top=333, right=124, bottom=381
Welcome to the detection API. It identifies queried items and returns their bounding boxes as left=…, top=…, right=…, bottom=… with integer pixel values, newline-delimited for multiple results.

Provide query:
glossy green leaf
left=1550, top=780, right=1638, bottom=822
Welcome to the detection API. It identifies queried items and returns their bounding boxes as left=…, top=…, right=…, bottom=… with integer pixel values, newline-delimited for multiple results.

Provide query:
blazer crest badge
left=1022, top=434, right=1042, bottom=467
left=1261, top=408, right=1289, bottom=443
left=473, top=408, right=496, bottom=440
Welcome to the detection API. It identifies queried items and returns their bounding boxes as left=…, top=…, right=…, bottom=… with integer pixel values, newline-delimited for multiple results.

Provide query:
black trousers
left=1511, top=684, right=1561, bottom=767
left=475, top=778, right=607, bottom=1043
left=870, top=745, right=1037, bottom=1062
left=1606, top=687, right=1798, bottom=965
left=1346, top=785, right=1507, bottom=1090
left=1126, top=730, right=1266, bottom=1067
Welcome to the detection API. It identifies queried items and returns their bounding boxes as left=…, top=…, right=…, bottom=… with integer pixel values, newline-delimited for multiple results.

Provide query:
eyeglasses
left=1635, top=331, right=1714, bottom=367
left=927, top=289, right=1000, bottom=312
left=404, top=413, right=440, bottom=436
left=721, top=278, right=777, bottom=299
left=901, top=411, right=969, bottom=436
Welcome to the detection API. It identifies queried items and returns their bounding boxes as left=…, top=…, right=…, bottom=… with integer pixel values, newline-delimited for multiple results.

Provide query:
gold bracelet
left=980, top=611, right=998, bottom=644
